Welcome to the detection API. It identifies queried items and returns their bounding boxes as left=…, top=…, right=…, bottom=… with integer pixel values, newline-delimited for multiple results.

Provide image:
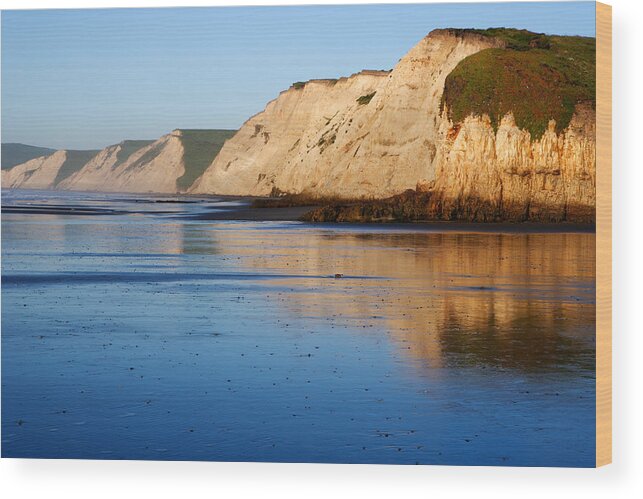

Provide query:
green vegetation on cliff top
left=442, top=28, right=595, bottom=137
left=357, top=92, right=376, bottom=105
left=123, top=140, right=165, bottom=175
left=120, top=130, right=235, bottom=191
left=1, top=143, right=56, bottom=170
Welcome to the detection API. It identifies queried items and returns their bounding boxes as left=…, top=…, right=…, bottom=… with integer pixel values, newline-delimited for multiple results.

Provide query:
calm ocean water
left=1, top=190, right=596, bottom=466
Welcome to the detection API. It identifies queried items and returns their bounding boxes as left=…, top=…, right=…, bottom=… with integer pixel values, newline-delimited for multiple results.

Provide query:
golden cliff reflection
left=205, top=226, right=596, bottom=375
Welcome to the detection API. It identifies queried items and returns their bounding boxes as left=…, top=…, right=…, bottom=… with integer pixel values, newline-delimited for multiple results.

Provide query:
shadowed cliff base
left=297, top=189, right=595, bottom=224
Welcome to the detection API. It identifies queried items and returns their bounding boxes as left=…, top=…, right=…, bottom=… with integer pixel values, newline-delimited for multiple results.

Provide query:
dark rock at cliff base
left=301, top=188, right=595, bottom=224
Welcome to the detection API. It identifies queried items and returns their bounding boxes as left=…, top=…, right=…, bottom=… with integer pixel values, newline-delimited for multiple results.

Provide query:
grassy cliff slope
left=177, top=129, right=236, bottom=191
left=53, top=149, right=101, bottom=185
left=1, top=143, right=56, bottom=170
left=442, top=28, right=595, bottom=137
left=114, top=140, right=155, bottom=169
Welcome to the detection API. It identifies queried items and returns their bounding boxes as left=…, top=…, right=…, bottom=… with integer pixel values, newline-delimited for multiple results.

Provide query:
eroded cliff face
left=55, top=144, right=122, bottom=192
left=60, top=133, right=184, bottom=193
left=190, top=71, right=389, bottom=195
left=426, top=103, right=596, bottom=222
left=191, top=30, right=505, bottom=197
left=4, top=130, right=233, bottom=194
left=2, top=150, right=69, bottom=189
left=2, top=135, right=184, bottom=194
left=3, top=28, right=596, bottom=222
left=303, top=104, right=595, bottom=223
left=1, top=137, right=183, bottom=193
left=193, top=28, right=594, bottom=222
left=56, top=141, right=145, bottom=192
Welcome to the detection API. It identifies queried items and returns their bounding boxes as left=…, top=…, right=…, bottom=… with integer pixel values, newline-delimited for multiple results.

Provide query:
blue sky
left=1, top=2, right=595, bottom=150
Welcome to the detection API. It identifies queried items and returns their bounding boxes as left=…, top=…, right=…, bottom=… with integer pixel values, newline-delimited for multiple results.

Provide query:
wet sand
left=185, top=203, right=318, bottom=222
left=1, top=204, right=129, bottom=216
left=1, top=189, right=596, bottom=465
left=179, top=198, right=595, bottom=231
left=2, top=190, right=596, bottom=231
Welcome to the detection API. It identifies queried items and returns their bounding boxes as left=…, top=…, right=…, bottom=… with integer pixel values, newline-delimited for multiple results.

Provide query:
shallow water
left=1, top=190, right=596, bottom=466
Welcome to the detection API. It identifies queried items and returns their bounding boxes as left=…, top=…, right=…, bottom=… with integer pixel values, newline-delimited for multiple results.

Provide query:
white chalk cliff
left=2, top=151, right=70, bottom=190
left=59, top=133, right=184, bottom=193
left=192, top=29, right=595, bottom=222
left=3, top=130, right=234, bottom=194
left=3, top=29, right=595, bottom=222
left=190, top=30, right=508, bottom=198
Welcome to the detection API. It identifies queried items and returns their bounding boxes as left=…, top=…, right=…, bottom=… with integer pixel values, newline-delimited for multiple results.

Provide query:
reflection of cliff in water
left=217, top=227, right=596, bottom=376
left=410, top=296, right=595, bottom=374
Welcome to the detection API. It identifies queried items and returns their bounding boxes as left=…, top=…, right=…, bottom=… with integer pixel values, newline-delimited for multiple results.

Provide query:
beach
left=1, top=189, right=596, bottom=465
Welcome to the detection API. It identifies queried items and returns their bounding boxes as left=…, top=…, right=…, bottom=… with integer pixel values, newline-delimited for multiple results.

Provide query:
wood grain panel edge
left=596, top=1, right=612, bottom=468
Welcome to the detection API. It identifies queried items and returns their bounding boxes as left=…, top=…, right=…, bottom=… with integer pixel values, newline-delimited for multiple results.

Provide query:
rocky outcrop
left=190, top=71, right=390, bottom=196
left=304, top=105, right=595, bottom=223
left=426, top=104, right=596, bottom=222
left=193, top=28, right=595, bottom=223
left=190, top=30, right=505, bottom=197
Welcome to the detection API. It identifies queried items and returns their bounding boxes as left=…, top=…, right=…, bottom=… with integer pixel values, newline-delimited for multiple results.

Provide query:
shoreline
left=180, top=198, right=596, bottom=232
left=186, top=203, right=595, bottom=233
left=1, top=189, right=596, bottom=233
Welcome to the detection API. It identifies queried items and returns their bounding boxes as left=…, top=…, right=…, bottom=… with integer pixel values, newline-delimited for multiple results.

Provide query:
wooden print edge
left=596, top=1, right=612, bottom=468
